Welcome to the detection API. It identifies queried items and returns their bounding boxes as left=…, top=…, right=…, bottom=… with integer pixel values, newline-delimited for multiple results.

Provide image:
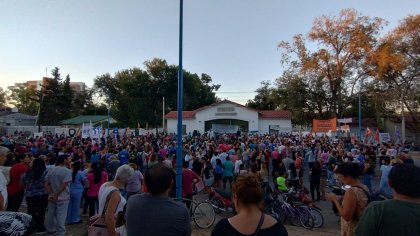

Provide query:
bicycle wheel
left=193, top=201, right=216, bottom=229
left=298, top=206, right=314, bottom=230
left=310, top=208, right=324, bottom=228
left=210, top=197, right=224, bottom=214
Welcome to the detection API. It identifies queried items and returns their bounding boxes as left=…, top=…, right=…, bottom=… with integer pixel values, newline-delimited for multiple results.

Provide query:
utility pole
left=176, top=0, right=184, bottom=199
left=162, top=97, right=165, bottom=133
left=401, top=93, right=405, bottom=145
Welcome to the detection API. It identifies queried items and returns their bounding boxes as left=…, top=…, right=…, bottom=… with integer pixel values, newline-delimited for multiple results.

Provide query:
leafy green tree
left=6, top=83, right=38, bottom=115
left=61, top=74, right=74, bottom=119
left=246, top=81, right=279, bottom=110
left=94, top=58, right=220, bottom=127
left=0, top=87, right=7, bottom=107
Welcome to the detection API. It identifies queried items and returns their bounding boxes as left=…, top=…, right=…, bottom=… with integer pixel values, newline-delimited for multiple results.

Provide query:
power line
left=216, top=91, right=256, bottom=93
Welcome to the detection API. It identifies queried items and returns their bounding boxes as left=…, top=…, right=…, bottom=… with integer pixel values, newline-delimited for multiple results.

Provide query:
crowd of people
left=0, top=131, right=419, bottom=236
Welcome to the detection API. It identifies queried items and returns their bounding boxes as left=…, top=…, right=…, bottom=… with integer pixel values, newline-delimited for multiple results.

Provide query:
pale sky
left=0, top=0, right=419, bottom=104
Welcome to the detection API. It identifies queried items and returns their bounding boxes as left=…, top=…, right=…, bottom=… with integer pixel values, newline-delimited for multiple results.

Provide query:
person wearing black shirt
left=211, top=175, right=288, bottom=236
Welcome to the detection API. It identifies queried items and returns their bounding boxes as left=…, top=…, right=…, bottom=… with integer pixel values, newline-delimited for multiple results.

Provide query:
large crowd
left=0, top=131, right=419, bottom=236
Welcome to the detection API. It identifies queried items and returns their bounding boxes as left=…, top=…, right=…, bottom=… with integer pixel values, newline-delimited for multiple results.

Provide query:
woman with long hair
left=211, top=175, right=288, bottom=236
left=326, top=163, right=369, bottom=236
left=85, top=163, right=108, bottom=217
left=67, top=161, right=85, bottom=224
left=22, top=157, right=48, bottom=234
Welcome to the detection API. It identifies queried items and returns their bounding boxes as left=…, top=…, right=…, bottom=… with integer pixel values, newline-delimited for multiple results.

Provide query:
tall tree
left=39, top=67, right=63, bottom=125
left=246, top=81, right=279, bottom=110
left=370, top=14, right=420, bottom=130
left=0, top=87, right=6, bottom=107
left=94, top=58, right=220, bottom=127
left=6, top=83, right=38, bottom=115
left=279, top=8, right=384, bottom=118
left=60, top=74, right=74, bottom=120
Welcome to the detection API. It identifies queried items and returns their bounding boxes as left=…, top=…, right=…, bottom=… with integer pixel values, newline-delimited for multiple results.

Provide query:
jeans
left=327, top=170, right=336, bottom=186
left=6, top=191, right=25, bottom=212
left=67, top=189, right=83, bottom=223
left=46, top=200, right=69, bottom=236
left=26, top=194, right=48, bottom=232
left=363, top=174, right=372, bottom=192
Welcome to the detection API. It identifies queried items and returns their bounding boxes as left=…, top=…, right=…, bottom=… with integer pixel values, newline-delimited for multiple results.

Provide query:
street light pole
left=358, top=79, right=363, bottom=141
left=175, top=0, right=184, bottom=199
left=107, top=103, right=111, bottom=137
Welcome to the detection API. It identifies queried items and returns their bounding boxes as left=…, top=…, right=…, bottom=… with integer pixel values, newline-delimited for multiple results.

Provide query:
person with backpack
left=326, top=163, right=369, bottom=236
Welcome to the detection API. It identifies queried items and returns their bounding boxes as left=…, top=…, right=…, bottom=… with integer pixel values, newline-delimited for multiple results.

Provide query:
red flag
left=374, top=128, right=380, bottom=142
left=366, top=127, right=372, bottom=137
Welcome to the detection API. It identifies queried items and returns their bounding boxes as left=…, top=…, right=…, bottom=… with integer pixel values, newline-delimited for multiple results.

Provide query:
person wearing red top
left=7, top=153, right=30, bottom=211
left=182, top=161, right=201, bottom=210
left=85, top=163, right=108, bottom=217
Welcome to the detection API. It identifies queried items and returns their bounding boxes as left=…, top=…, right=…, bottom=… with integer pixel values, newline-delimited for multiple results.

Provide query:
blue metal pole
left=107, top=105, right=110, bottom=137
left=176, top=0, right=184, bottom=199
left=358, top=93, right=362, bottom=141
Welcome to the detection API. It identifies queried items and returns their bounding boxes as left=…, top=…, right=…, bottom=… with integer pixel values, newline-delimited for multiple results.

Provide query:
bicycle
left=173, top=196, right=216, bottom=229
left=281, top=199, right=315, bottom=230
left=265, top=188, right=315, bottom=230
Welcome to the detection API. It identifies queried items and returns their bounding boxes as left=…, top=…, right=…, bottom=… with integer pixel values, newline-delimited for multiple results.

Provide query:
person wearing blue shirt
left=118, top=148, right=129, bottom=165
left=67, top=161, right=85, bottom=224
left=222, top=156, right=234, bottom=191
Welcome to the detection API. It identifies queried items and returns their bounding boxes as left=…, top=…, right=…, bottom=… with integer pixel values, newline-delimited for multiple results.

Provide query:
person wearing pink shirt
left=85, top=163, right=108, bottom=217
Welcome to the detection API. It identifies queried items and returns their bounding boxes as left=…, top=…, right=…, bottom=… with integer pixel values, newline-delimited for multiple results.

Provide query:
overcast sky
left=0, top=0, right=419, bottom=104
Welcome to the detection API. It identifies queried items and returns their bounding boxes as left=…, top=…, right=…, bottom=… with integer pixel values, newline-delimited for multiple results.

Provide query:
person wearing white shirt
left=234, top=157, right=243, bottom=174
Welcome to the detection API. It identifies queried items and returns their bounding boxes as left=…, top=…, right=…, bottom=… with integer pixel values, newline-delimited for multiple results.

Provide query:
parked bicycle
left=205, top=186, right=235, bottom=214
left=173, top=196, right=216, bottom=228
left=264, top=187, right=315, bottom=230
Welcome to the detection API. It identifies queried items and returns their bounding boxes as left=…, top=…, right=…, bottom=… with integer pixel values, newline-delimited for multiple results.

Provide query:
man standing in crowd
left=45, top=155, right=72, bottom=236
left=126, top=164, right=191, bottom=236
left=355, top=164, right=420, bottom=235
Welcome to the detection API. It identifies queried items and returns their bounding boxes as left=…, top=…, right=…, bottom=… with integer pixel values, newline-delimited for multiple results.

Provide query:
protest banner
left=312, top=118, right=337, bottom=132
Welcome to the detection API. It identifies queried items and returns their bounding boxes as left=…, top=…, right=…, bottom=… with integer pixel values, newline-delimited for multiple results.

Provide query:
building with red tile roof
left=164, top=100, right=292, bottom=135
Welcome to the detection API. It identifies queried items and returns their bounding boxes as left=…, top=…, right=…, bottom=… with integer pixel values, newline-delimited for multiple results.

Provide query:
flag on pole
left=366, top=127, right=372, bottom=137
left=374, top=128, right=380, bottom=143
left=395, top=127, right=401, bottom=144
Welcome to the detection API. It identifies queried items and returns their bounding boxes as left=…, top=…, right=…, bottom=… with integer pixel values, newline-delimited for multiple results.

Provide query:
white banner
left=379, top=133, right=391, bottom=143
left=337, top=118, right=352, bottom=123
left=82, top=125, right=92, bottom=139
left=33, top=132, right=43, bottom=138
left=90, top=126, right=102, bottom=139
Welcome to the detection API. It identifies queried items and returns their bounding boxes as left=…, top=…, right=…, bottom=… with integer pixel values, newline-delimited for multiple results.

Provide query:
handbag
left=88, top=189, right=119, bottom=236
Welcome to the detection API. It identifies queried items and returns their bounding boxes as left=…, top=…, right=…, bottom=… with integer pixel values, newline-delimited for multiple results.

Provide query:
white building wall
left=258, top=119, right=292, bottom=134
left=195, top=104, right=259, bottom=133
left=166, top=102, right=292, bottom=135
left=166, top=119, right=196, bottom=134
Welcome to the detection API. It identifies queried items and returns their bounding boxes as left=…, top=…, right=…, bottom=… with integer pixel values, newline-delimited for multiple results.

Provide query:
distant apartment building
left=26, top=77, right=86, bottom=93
